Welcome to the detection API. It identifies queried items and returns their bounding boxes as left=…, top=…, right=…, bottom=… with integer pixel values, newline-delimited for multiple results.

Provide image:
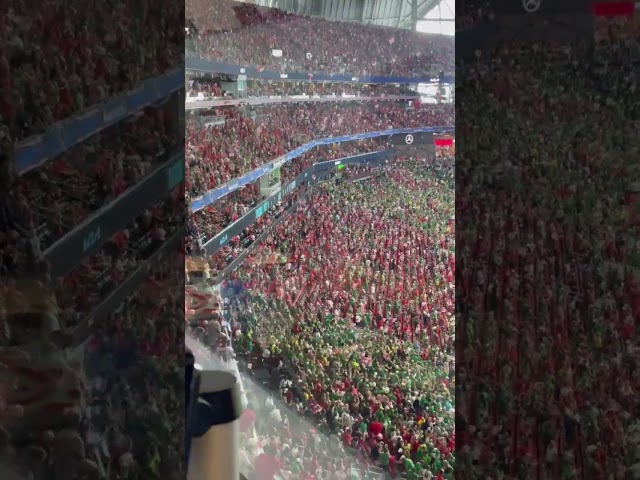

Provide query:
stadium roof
left=361, top=0, right=441, bottom=30
left=416, top=0, right=454, bottom=35
left=242, top=0, right=442, bottom=30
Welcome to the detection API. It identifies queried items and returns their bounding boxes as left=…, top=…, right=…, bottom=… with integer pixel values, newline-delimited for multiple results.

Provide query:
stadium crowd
left=16, top=103, right=182, bottom=253
left=189, top=138, right=389, bottom=247
left=185, top=101, right=453, bottom=199
left=0, top=189, right=183, bottom=479
left=55, top=189, right=184, bottom=330
left=2, top=0, right=182, bottom=145
left=82, top=253, right=183, bottom=480
left=0, top=0, right=457, bottom=478
left=184, top=6, right=456, bottom=478
left=456, top=19, right=640, bottom=480
left=188, top=158, right=456, bottom=479
left=186, top=2, right=454, bottom=75
left=190, top=185, right=305, bottom=279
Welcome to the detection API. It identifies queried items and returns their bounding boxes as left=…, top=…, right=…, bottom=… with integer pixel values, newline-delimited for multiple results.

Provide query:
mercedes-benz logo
left=522, top=0, right=541, bottom=12
left=405, top=134, right=414, bottom=145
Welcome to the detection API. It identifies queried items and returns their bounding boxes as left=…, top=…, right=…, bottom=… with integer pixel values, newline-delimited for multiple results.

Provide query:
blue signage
left=82, top=226, right=102, bottom=254
left=190, top=126, right=454, bottom=212
left=16, top=68, right=183, bottom=175
left=186, top=58, right=454, bottom=85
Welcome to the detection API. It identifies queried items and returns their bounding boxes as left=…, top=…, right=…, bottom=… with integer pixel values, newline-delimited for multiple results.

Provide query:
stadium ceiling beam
left=397, top=0, right=440, bottom=29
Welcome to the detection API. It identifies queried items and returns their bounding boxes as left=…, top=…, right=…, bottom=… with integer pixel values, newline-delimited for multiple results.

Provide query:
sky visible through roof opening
left=416, top=0, right=455, bottom=36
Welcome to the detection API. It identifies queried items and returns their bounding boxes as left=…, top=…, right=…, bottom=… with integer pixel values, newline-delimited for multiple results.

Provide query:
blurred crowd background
left=456, top=1, right=640, bottom=480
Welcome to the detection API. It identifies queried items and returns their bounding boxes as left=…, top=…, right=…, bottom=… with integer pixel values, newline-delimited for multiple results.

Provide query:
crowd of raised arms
left=455, top=13, right=640, bottom=480
left=184, top=3, right=456, bottom=480
left=188, top=157, right=455, bottom=479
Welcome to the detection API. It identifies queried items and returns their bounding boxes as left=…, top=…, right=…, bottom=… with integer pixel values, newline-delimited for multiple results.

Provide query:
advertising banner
left=387, top=131, right=434, bottom=146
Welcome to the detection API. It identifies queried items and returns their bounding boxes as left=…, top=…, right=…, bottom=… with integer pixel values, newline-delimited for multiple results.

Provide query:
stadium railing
left=190, top=126, right=455, bottom=211
left=16, top=68, right=184, bottom=175
left=185, top=94, right=421, bottom=109
left=185, top=57, right=455, bottom=85
left=71, top=227, right=183, bottom=345
left=44, top=152, right=184, bottom=277
left=203, top=150, right=391, bottom=256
